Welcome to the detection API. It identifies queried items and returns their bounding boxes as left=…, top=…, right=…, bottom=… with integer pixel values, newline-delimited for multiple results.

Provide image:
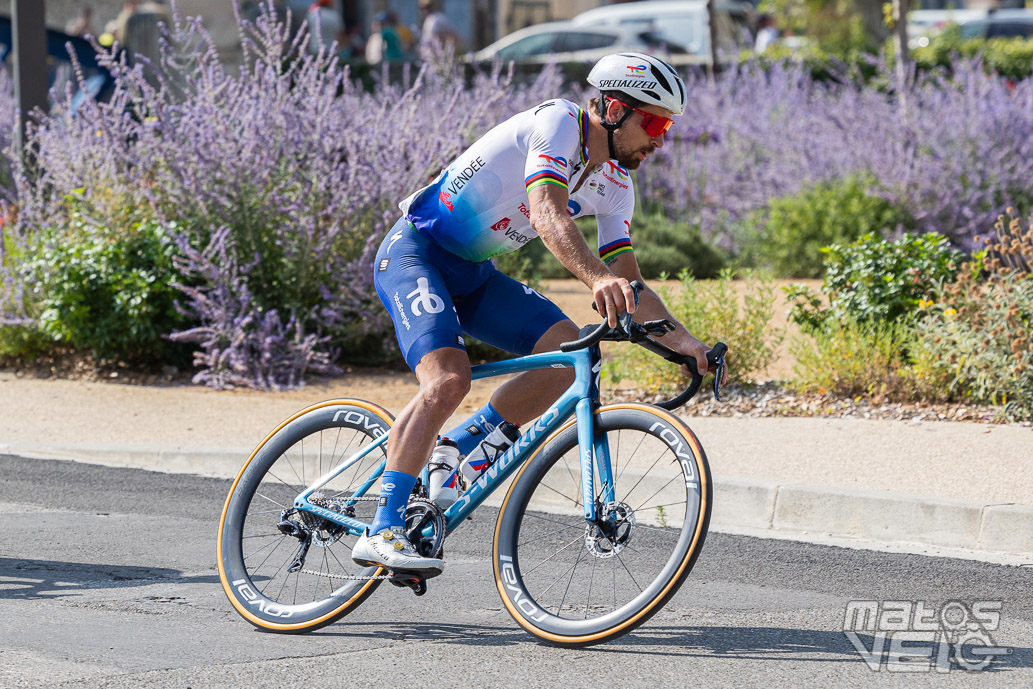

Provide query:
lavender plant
left=638, top=58, right=1033, bottom=255
left=2, top=10, right=1032, bottom=391
left=2, top=4, right=560, bottom=388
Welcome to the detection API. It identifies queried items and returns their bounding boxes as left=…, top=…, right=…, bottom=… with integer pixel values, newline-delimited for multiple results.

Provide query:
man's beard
left=611, top=131, right=650, bottom=169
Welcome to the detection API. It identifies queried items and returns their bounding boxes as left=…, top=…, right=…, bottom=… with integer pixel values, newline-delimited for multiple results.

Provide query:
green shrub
left=909, top=26, right=1033, bottom=82
left=604, top=269, right=784, bottom=392
left=748, top=175, right=914, bottom=278
left=789, top=316, right=941, bottom=400
left=0, top=324, right=53, bottom=362
left=786, top=231, right=963, bottom=332
left=628, top=206, right=727, bottom=279
left=26, top=198, right=190, bottom=364
left=914, top=211, right=1033, bottom=420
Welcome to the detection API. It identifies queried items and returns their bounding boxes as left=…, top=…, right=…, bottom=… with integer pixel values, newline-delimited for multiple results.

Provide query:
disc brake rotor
left=585, top=501, right=636, bottom=559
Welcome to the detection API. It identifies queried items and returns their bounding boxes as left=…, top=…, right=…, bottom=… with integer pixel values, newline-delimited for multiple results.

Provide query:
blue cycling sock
left=444, top=402, right=505, bottom=456
left=369, top=470, right=417, bottom=534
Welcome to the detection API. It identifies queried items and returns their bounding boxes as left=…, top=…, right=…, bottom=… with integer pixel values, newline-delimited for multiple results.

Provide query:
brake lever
left=711, top=352, right=726, bottom=402
left=642, top=319, right=675, bottom=335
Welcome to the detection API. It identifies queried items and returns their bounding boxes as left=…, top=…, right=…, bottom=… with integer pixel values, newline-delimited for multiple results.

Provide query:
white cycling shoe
left=352, top=526, right=444, bottom=576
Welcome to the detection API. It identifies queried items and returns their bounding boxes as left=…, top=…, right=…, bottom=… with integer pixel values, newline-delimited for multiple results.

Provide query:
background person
left=419, top=0, right=461, bottom=53
left=366, top=11, right=404, bottom=63
left=306, top=0, right=345, bottom=56
left=754, top=14, right=780, bottom=54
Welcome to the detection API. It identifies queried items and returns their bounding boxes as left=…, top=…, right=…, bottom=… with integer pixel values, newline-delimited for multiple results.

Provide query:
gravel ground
left=609, top=382, right=1031, bottom=426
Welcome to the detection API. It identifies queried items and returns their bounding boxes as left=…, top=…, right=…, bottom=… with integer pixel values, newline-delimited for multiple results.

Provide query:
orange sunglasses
left=614, top=99, right=674, bottom=138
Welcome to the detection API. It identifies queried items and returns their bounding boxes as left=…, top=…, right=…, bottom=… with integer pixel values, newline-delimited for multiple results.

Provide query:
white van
left=571, top=0, right=754, bottom=65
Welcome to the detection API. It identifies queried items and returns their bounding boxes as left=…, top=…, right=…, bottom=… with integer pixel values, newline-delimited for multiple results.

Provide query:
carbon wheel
left=217, top=400, right=393, bottom=632
left=493, top=403, right=711, bottom=647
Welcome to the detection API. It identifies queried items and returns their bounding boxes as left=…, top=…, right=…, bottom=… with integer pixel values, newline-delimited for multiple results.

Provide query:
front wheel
left=493, top=403, right=711, bottom=647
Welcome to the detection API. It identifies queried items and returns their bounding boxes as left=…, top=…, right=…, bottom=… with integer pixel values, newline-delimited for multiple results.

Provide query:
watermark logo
left=843, top=599, right=1011, bottom=673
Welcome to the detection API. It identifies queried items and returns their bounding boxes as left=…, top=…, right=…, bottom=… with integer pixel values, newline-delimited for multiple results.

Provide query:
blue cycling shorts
left=373, top=217, right=569, bottom=371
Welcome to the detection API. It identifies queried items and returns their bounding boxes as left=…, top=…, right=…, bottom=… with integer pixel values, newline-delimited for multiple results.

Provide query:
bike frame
left=292, top=343, right=616, bottom=536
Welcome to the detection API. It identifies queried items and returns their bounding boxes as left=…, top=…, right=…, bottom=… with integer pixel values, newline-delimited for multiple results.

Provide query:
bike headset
left=587, top=52, right=688, bottom=160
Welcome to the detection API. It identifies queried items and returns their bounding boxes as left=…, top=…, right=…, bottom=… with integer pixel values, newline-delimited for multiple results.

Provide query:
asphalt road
left=2, top=455, right=1033, bottom=688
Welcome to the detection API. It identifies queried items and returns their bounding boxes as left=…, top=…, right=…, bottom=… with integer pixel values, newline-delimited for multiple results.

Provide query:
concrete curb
left=4, top=442, right=1032, bottom=558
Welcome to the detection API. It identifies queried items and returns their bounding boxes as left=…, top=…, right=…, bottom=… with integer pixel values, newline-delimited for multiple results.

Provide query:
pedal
left=387, top=571, right=428, bottom=596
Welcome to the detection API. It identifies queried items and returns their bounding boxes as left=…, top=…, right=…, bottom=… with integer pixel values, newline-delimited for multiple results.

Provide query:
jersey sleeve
left=523, top=101, right=588, bottom=197
left=597, top=164, right=636, bottom=263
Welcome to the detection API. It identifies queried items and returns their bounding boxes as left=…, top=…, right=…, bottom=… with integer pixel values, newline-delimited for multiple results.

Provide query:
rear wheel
left=493, top=403, right=711, bottom=647
left=217, top=400, right=393, bottom=633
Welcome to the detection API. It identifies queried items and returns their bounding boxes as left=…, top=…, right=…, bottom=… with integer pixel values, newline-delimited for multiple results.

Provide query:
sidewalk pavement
left=2, top=372, right=1032, bottom=561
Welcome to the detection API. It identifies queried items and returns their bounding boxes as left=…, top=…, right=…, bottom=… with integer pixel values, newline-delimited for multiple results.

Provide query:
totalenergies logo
left=538, top=154, right=567, bottom=169
left=627, top=64, right=647, bottom=77
left=606, top=161, right=629, bottom=180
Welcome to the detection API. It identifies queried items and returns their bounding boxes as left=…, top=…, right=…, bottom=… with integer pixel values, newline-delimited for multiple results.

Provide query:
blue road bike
left=218, top=284, right=726, bottom=647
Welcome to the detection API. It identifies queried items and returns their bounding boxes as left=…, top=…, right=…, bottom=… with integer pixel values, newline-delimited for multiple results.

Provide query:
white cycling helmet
left=587, top=52, right=686, bottom=116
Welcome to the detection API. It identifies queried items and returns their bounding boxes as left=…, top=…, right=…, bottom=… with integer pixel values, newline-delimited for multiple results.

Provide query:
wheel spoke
left=630, top=472, right=683, bottom=513
left=521, top=533, right=586, bottom=576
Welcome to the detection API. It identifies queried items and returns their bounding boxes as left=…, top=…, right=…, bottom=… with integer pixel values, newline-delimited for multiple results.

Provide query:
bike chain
left=297, top=568, right=392, bottom=581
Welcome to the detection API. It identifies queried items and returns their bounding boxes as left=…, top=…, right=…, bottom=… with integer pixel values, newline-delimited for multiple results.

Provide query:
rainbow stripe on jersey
left=599, top=237, right=633, bottom=262
left=524, top=170, right=568, bottom=192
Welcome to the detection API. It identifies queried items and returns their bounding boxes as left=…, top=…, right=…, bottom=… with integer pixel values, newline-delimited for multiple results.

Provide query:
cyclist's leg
left=372, top=220, right=483, bottom=482
left=490, top=318, right=579, bottom=424
left=362, top=221, right=486, bottom=571
left=454, top=273, right=577, bottom=427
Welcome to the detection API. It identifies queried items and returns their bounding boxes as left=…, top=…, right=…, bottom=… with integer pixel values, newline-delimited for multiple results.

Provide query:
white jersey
left=401, top=99, right=635, bottom=264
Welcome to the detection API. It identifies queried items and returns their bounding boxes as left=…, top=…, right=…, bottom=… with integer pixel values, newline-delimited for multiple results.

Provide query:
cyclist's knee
left=415, top=348, right=472, bottom=409
left=421, top=369, right=471, bottom=409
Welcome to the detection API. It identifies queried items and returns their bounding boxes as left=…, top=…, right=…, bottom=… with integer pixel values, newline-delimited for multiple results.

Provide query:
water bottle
left=427, top=437, right=461, bottom=508
left=459, top=421, right=521, bottom=485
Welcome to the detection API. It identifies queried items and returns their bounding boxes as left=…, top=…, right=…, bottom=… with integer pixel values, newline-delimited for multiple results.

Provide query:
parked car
left=958, top=9, right=1033, bottom=39
left=571, top=0, right=754, bottom=65
left=470, top=21, right=690, bottom=65
left=0, top=16, right=115, bottom=110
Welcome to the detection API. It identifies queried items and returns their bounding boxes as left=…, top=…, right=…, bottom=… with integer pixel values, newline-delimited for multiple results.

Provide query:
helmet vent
left=649, top=65, right=671, bottom=93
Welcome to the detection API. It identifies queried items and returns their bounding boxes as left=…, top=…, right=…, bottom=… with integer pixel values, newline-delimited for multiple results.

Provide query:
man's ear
left=603, top=97, right=625, bottom=125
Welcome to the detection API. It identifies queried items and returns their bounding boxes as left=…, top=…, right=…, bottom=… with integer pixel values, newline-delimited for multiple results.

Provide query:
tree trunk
left=706, top=0, right=718, bottom=82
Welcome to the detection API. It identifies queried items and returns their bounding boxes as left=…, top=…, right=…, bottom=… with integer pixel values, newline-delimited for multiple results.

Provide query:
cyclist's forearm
left=535, top=214, right=611, bottom=287
left=636, top=285, right=701, bottom=351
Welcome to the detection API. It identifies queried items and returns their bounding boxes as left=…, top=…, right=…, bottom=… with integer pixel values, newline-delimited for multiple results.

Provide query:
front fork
left=576, top=343, right=617, bottom=524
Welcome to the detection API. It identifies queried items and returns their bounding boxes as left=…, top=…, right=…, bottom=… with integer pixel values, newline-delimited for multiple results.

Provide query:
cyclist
left=353, top=52, right=723, bottom=574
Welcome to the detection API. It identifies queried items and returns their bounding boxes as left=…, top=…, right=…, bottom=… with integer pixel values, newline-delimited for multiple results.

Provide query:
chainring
left=404, top=498, right=447, bottom=560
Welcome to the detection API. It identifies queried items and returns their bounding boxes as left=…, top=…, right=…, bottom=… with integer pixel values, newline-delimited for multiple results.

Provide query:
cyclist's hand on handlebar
left=681, top=342, right=728, bottom=387
left=591, top=276, right=636, bottom=328
left=677, top=336, right=711, bottom=378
